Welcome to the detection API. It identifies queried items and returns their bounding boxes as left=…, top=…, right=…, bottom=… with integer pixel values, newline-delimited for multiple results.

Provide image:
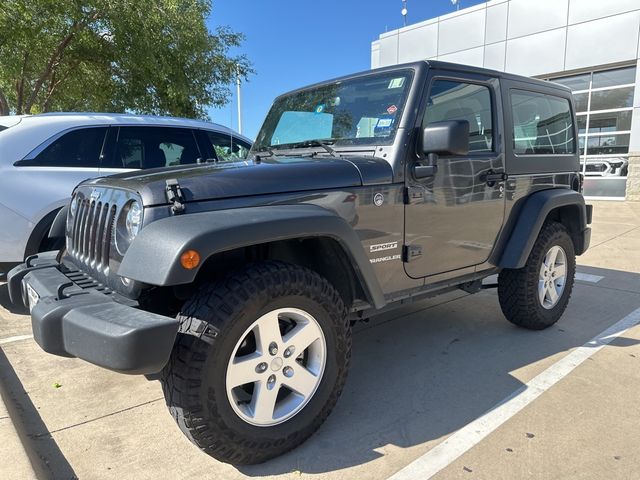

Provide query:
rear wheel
left=161, top=261, right=351, bottom=464
left=498, top=221, right=576, bottom=330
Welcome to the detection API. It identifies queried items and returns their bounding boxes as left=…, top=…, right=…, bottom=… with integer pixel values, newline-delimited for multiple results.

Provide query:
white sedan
left=0, top=113, right=251, bottom=275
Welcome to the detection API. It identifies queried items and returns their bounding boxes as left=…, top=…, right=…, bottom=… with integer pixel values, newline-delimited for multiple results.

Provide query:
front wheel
left=498, top=221, right=576, bottom=330
left=161, top=261, right=351, bottom=464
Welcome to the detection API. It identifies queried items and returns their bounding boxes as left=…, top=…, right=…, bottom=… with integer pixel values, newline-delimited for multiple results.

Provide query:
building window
left=550, top=65, right=636, bottom=198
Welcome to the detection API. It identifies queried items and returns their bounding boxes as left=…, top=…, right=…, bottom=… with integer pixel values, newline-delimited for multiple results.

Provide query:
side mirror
left=422, top=120, right=470, bottom=156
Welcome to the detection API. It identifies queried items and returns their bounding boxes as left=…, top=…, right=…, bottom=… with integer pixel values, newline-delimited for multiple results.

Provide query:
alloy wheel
left=538, top=245, right=567, bottom=309
left=225, top=308, right=327, bottom=427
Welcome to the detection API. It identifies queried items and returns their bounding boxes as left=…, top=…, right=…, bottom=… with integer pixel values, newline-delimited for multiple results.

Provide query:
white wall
left=372, top=0, right=640, bottom=77
left=372, top=0, right=640, bottom=153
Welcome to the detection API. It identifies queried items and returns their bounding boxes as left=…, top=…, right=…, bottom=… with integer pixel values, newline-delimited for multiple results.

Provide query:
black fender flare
left=48, top=205, right=69, bottom=240
left=499, top=189, right=590, bottom=269
left=118, top=205, right=386, bottom=309
left=25, top=207, right=64, bottom=258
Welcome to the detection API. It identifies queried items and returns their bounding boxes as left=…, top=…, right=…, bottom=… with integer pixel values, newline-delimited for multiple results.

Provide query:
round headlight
left=67, top=196, right=79, bottom=234
left=125, top=201, right=142, bottom=239
left=115, top=200, right=144, bottom=255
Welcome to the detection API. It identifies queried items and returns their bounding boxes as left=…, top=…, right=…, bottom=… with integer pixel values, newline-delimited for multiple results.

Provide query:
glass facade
left=550, top=66, right=636, bottom=198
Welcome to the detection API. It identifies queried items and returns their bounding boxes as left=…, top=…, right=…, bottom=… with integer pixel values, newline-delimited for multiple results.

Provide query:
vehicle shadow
left=0, top=283, right=28, bottom=315
left=238, top=265, right=640, bottom=476
left=0, top=347, right=78, bottom=479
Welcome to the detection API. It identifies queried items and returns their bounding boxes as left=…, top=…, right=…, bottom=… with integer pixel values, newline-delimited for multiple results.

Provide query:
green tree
left=0, top=0, right=252, bottom=118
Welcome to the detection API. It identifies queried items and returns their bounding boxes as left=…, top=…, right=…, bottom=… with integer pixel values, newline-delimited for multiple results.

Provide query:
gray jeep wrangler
left=8, top=61, right=592, bottom=465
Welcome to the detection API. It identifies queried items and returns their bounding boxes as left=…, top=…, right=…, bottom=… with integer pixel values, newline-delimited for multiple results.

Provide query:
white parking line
left=0, top=334, right=33, bottom=345
left=387, top=307, right=640, bottom=480
left=575, top=272, right=604, bottom=283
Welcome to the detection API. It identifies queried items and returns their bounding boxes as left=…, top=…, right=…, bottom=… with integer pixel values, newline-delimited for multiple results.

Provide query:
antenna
left=235, top=64, right=242, bottom=135
left=401, top=0, right=407, bottom=26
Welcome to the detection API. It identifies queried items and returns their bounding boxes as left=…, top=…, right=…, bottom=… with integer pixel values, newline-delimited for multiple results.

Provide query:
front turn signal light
left=180, top=250, right=201, bottom=270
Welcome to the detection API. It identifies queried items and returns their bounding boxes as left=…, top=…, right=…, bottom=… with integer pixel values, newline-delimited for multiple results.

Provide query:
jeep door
left=404, top=69, right=506, bottom=278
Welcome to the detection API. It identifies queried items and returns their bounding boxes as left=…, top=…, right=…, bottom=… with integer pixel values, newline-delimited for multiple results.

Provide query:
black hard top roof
left=277, top=60, right=570, bottom=100
left=423, top=60, right=569, bottom=91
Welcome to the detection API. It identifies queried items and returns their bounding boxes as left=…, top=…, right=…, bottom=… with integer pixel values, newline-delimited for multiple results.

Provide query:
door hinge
left=165, top=179, right=185, bottom=215
left=484, top=170, right=508, bottom=186
left=403, top=186, right=424, bottom=205
left=402, top=244, right=423, bottom=262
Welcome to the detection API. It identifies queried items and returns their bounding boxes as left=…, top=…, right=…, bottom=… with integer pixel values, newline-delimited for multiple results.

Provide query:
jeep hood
left=86, top=156, right=393, bottom=206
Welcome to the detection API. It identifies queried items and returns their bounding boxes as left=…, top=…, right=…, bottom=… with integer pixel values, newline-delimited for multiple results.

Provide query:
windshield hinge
left=403, top=186, right=423, bottom=205
left=165, top=179, right=185, bottom=215
left=402, top=244, right=423, bottom=263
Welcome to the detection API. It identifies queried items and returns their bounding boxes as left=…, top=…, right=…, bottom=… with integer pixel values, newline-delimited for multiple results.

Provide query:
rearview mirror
left=422, top=120, right=470, bottom=156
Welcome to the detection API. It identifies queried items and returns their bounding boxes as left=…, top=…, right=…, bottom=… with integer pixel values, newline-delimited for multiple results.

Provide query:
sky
left=206, top=0, right=487, bottom=140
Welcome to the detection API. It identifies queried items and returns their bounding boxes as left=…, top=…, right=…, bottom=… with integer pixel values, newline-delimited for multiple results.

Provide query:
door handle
left=485, top=170, right=507, bottom=186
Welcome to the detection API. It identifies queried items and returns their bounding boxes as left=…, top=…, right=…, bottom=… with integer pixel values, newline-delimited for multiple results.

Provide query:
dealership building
left=371, top=0, right=640, bottom=200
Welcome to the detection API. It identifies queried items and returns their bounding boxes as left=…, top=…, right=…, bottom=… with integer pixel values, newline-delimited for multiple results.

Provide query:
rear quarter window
left=16, top=127, right=107, bottom=167
left=510, top=90, right=575, bottom=155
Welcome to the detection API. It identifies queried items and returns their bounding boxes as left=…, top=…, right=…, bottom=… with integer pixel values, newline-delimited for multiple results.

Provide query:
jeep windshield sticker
left=388, top=77, right=405, bottom=89
left=374, top=115, right=395, bottom=137
left=370, top=254, right=401, bottom=264
left=386, top=105, right=398, bottom=114
left=370, top=241, right=398, bottom=253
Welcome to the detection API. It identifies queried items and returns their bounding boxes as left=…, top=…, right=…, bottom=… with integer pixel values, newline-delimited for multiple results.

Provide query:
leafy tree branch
left=0, top=0, right=253, bottom=118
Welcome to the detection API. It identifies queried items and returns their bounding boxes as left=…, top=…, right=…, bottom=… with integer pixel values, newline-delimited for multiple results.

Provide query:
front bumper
left=7, top=253, right=179, bottom=374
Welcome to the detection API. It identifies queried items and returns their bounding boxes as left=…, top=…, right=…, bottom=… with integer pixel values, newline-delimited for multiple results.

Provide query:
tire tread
left=161, top=261, right=350, bottom=464
left=498, top=221, right=576, bottom=330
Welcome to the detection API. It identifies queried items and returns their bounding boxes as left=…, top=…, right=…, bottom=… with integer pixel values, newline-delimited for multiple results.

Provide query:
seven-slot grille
left=68, top=198, right=118, bottom=272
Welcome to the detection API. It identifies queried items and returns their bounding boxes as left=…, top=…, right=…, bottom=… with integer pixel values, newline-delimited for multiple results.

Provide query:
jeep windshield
left=252, top=70, right=413, bottom=153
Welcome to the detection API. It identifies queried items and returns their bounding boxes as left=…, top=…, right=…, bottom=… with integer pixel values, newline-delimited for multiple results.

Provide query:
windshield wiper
left=289, top=139, right=338, bottom=157
left=253, top=147, right=276, bottom=163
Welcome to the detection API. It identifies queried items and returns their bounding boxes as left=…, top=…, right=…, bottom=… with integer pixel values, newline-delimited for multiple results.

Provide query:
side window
left=424, top=80, right=494, bottom=153
left=118, top=137, right=143, bottom=168
left=205, top=131, right=251, bottom=162
left=510, top=90, right=575, bottom=155
left=25, top=127, right=107, bottom=167
left=113, top=127, right=201, bottom=169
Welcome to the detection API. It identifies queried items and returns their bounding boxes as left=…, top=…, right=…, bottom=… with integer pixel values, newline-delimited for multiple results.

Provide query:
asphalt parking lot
left=1, top=200, right=639, bottom=480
